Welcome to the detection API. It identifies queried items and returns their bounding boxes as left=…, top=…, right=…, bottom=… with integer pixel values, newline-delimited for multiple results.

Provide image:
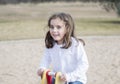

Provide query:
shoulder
left=71, top=37, right=84, bottom=47
left=71, top=37, right=77, bottom=44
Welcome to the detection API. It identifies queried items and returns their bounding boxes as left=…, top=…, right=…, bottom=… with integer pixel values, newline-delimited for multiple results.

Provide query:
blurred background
left=0, top=0, right=120, bottom=84
left=0, top=0, right=120, bottom=40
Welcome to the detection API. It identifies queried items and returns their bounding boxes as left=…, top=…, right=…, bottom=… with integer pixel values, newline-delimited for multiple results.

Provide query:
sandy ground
left=0, top=36, right=120, bottom=84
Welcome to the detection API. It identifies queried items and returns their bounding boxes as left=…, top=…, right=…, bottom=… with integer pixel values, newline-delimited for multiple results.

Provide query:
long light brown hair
left=45, top=13, right=85, bottom=49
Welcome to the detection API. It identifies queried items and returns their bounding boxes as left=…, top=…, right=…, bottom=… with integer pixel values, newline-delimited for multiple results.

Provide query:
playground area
left=0, top=36, right=120, bottom=84
left=0, top=2, right=120, bottom=84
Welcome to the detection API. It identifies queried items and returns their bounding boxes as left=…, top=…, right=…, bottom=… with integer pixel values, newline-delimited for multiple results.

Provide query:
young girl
left=37, top=13, right=89, bottom=84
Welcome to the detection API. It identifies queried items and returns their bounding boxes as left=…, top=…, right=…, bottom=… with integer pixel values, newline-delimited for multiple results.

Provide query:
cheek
left=49, top=30, right=52, bottom=35
left=62, top=28, right=67, bottom=35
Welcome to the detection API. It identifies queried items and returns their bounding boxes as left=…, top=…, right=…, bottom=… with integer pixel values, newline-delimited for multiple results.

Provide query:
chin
left=53, top=37, right=60, bottom=41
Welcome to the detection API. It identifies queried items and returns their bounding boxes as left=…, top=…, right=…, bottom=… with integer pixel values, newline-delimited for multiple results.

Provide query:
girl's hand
left=60, top=74, right=67, bottom=82
left=37, top=69, right=44, bottom=77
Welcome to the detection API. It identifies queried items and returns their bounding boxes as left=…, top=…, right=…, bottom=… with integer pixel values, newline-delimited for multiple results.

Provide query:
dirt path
left=0, top=36, right=120, bottom=84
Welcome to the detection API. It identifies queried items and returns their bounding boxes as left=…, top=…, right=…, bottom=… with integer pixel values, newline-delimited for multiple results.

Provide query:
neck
left=57, top=41, right=63, bottom=45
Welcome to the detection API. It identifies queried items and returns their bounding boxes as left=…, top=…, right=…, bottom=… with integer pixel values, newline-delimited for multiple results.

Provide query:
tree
left=100, top=0, right=120, bottom=16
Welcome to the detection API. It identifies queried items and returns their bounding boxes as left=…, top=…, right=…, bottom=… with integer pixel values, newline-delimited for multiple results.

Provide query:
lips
left=52, top=34, right=59, bottom=37
left=51, top=34, right=60, bottom=41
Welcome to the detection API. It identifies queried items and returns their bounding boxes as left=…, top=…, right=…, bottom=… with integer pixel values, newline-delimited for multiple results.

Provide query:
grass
left=0, top=2, right=120, bottom=41
left=75, top=18, right=120, bottom=36
left=0, top=20, right=46, bottom=41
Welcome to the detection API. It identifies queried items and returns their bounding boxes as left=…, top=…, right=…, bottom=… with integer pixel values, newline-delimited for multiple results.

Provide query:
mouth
left=52, top=34, right=59, bottom=37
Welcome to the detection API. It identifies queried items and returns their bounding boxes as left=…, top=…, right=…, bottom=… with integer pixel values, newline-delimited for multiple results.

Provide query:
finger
left=60, top=76, right=66, bottom=81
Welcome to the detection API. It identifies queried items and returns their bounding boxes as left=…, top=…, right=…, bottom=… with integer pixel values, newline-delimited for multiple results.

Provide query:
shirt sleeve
left=39, top=48, right=51, bottom=70
left=66, top=42, right=89, bottom=82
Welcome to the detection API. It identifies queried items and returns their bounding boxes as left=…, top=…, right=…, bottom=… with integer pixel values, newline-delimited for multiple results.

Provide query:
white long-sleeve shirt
left=39, top=37, right=89, bottom=84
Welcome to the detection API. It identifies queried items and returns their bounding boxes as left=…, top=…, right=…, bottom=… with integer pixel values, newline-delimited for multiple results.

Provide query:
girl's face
left=49, top=18, right=67, bottom=44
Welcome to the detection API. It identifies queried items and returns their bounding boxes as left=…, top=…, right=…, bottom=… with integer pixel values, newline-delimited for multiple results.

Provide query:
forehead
left=50, top=18, right=65, bottom=26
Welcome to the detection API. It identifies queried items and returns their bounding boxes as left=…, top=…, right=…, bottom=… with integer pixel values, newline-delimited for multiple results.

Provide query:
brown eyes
left=49, top=25, right=62, bottom=30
